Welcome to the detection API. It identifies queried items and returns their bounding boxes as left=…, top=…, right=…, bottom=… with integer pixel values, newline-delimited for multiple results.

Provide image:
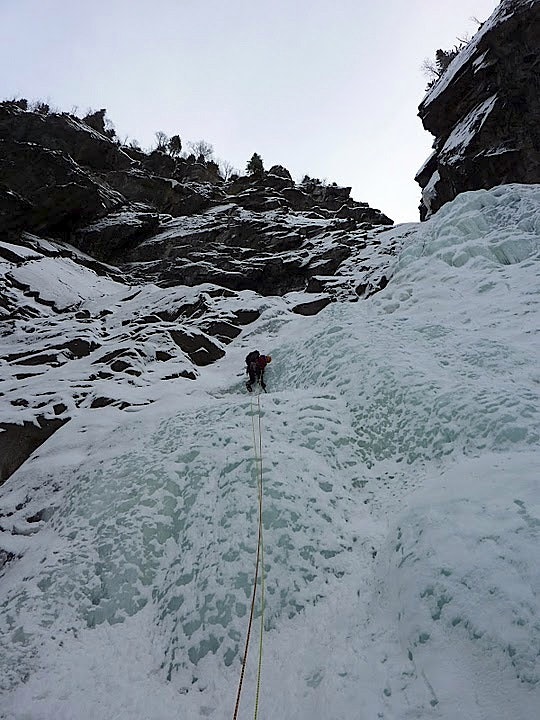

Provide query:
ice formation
left=0, top=184, right=539, bottom=719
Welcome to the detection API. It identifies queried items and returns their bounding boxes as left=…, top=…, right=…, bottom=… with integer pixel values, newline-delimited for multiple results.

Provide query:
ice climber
left=245, top=350, right=272, bottom=392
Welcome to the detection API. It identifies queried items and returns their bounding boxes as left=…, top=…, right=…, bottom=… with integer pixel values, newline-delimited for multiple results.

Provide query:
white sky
left=0, top=0, right=500, bottom=222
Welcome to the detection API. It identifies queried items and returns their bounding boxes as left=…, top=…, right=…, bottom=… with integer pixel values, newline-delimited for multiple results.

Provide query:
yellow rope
left=253, top=393, right=265, bottom=719
left=232, top=390, right=265, bottom=719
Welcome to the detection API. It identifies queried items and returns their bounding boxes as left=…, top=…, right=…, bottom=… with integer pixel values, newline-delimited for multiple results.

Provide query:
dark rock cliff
left=0, top=102, right=393, bottom=296
left=416, top=0, right=540, bottom=219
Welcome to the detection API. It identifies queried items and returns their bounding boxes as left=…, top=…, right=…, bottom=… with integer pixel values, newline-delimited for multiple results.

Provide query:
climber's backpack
left=245, top=351, right=260, bottom=370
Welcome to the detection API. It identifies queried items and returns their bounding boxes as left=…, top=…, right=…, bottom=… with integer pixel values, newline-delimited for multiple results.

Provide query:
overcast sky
left=1, top=0, right=500, bottom=223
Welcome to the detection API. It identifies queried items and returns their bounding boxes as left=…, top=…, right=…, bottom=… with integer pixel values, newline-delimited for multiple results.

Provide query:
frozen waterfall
left=1, top=184, right=539, bottom=719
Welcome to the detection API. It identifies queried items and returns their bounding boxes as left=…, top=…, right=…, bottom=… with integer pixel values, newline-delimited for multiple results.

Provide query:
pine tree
left=246, top=152, right=264, bottom=176
left=168, top=135, right=182, bottom=157
left=435, top=49, right=457, bottom=75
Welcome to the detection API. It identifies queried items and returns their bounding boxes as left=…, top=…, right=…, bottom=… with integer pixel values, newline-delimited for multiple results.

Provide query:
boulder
left=0, top=416, right=69, bottom=484
left=232, top=309, right=261, bottom=325
left=169, top=329, right=225, bottom=366
left=176, top=160, right=222, bottom=184
left=201, top=320, right=242, bottom=343
left=268, top=165, right=293, bottom=180
left=336, top=203, right=393, bottom=225
left=291, top=297, right=332, bottom=315
left=302, top=181, right=352, bottom=209
left=265, top=165, right=294, bottom=190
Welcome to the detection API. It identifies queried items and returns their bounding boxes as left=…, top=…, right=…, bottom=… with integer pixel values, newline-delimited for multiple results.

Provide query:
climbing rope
left=232, top=388, right=266, bottom=720
left=253, top=393, right=265, bottom=720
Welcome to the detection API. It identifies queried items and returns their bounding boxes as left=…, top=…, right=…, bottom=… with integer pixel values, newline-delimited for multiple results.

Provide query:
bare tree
left=103, top=115, right=116, bottom=140
left=421, top=57, right=441, bottom=83
left=421, top=24, right=476, bottom=91
left=154, top=130, right=169, bottom=151
left=218, top=158, right=237, bottom=181
left=455, top=32, right=472, bottom=45
left=188, top=139, right=214, bottom=162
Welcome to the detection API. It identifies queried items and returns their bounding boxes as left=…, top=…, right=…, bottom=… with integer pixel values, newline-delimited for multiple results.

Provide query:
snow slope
left=1, top=184, right=539, bottom=719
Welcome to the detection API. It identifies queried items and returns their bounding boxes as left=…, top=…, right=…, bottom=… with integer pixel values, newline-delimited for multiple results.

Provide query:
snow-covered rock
left=0, top=101, right=393, bottom=301
left=416, top=0, right=540, bottom=219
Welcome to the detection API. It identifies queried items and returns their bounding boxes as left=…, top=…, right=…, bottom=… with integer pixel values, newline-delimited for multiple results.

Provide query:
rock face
left=0, top=138, right=124, bottom=235
left=0, top=101, right=399, bottom=483
left=0, top=105, right=132, bottom=172
left=416, top=0, right=540, bottom=220
left=0, top=416, right=69, bottom=485
left=0, top=101, right=394, bottom=299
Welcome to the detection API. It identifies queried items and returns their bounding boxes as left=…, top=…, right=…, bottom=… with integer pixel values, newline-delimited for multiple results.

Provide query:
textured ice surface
left=0, top=184, right=539, bottom=719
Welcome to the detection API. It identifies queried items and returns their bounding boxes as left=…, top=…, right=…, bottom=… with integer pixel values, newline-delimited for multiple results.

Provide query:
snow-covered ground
left=1, top=184, right=539, bottom=719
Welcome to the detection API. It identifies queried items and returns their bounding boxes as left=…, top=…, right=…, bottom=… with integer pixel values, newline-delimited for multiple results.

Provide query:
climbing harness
left=232, top=391, right=266, bottom=720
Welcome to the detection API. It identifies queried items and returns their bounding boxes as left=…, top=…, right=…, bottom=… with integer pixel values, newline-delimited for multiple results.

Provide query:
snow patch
left=441, top=94, right=498, bottom=160
left=421, top=170, right=440, bottom=216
